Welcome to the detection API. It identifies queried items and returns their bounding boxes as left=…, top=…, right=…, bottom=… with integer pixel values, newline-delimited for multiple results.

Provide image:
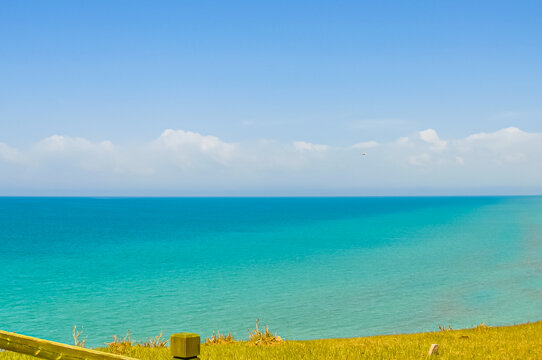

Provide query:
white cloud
left=351, top=141, right=380, bottom=149
left=460, top=127, right=537, bottom=165
left=152, top=129, right=236, bottom=167
left=0, top=127, right=541, bottom=194
left=157, top=129, right=233, bottom=153
left=464, top=126, right=531, bottom=145
left=408, top=152, right=432, bottom=167
left=455, top=156, right=465, bottom=165
left=292, top=141, right=328, bottom=152
left=0, top=142, right=23, bottom=163
left=418, top=129, right=447, bottom=151
left=34, top=135, right=115, bottom=156
left=31, top=135, right=119, bottom=172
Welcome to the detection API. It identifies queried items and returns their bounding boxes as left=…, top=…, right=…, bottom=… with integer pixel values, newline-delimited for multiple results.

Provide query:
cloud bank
left=0, top=127, right=541, bottom=195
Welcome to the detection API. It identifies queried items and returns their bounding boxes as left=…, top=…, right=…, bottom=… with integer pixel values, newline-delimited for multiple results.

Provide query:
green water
left=0, top=196, right=541, bottom=346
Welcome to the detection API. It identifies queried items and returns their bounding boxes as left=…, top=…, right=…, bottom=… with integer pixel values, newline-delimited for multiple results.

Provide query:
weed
left=247, top=319, right=283, bottom=346
left=105, top=331, right=134, bottom=354
left=72, top=326, right=86, bottom=348
left=205, top=330, right=235, bottom=345
left=438, top=325, right=452, bottom=332
left=140, top=331, right=169, bottom=348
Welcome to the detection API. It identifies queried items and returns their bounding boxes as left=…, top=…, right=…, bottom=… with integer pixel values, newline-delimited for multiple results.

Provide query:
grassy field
left=1, top=321, right=542, bottom=359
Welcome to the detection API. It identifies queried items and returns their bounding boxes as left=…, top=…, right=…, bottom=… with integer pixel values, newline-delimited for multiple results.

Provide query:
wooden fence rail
left=0, top=330, right=138, bottom=360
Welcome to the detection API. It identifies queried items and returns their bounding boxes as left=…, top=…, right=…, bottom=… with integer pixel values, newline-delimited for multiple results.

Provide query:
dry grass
left=140, top=331, right=169, bottom=348
left=104, top=331, right=134, bottom=354
left=205, top=330, right=235, bottom=345
left=102, top=330, right=168, bottom=355
left=247, top=319, right=283, bottom=346
left=438, top=325, right=453, bottom=332
left=2, top=321, right=542, bottom=359
left=72, top=326, right=86, bottom=348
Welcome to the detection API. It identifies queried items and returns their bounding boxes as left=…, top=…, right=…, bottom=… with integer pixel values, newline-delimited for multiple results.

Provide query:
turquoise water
left=1, top=197, right=541, bottom=347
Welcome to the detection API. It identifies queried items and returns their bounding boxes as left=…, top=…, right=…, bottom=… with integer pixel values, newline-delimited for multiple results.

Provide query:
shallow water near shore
left=1, top=196, right=541, bottom=347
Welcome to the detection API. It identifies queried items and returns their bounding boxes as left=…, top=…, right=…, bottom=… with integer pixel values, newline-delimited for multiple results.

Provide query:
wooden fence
left=0, top=330, right=138, bottom=360
left=0, top=330, right=200, bottom=360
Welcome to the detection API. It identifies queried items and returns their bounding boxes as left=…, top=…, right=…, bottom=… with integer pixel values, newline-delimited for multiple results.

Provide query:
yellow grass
left=246, top=318, right=283, bottom=346
left=1, top=321, right=542, bottom=359
left=205, top=330, right=235, bottom=345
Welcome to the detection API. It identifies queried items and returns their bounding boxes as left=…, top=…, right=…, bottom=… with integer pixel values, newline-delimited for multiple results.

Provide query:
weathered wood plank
left=0, top=330, right=138, bottom=360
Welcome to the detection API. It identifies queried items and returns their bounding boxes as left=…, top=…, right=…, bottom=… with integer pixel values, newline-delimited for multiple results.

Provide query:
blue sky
left=0, top=1, right=541, bottom=195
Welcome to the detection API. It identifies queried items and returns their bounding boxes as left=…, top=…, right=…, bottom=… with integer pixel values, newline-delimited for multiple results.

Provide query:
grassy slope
left=1, top=322, right=542, bottom=359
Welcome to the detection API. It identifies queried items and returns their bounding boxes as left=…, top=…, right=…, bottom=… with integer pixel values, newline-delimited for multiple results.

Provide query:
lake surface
left=0, top=196, right=541, bottom=346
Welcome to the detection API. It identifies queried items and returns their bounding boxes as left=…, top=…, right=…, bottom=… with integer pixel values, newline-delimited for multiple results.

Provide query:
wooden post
left=0, top=329, right=137, bottom=360
left=170, top=333, right=200, bottom=359
left=428, top=343, right=439, bottom=355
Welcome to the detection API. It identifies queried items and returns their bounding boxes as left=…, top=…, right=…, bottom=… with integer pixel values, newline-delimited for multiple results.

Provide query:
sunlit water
left=1, top=197, right=541, bottom=346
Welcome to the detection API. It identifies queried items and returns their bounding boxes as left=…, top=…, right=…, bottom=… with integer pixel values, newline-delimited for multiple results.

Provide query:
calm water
left=0, top=197, right=541, bottom=346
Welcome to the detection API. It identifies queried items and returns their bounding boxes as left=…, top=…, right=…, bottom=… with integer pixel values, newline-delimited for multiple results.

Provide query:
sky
left=0, top=0, right=541, bottom=195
